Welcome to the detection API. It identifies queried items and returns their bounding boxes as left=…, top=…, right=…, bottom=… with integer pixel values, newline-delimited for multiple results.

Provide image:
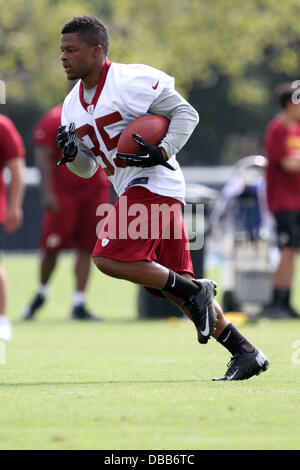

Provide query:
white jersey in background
left=61, top=60, right=199, bottom=202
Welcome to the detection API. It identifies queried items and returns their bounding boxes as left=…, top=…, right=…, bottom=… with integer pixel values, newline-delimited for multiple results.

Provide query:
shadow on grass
left=13, top=317, right=174, bottom=327
left=0, top=379, right=199, bottom=387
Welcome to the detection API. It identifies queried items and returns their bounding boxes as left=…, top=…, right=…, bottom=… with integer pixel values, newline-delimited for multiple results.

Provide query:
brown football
left=117, top=114, right=170, bottom=153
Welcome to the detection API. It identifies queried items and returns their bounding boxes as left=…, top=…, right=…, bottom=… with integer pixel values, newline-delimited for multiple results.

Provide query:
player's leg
left=40, top=250, right=59, bottom=284
left=96, top=252, right=269, bottom=381
left=93, top=187, right=217, bottom=342
left=22, top=250, right=59, bottom=320
left=163, top=285, right=228, bottom=337
left=96, top=262, right=219, bottom=330
left=0, top=265, right=7, bottom=317
left=69, top=186, right=110, bottom=321
left=94, top=256, right=218, bottom=342
left=94, top=257, right=169, bottom=286
left=0, top=224, right=11, bottom=341
left=161, top=273, right=223, bottom=326
left=74, top=250, right=91, bottom=292
left=159, top=267, right=263, bottom=361
left=0, top=264, right=12, bottom=341
left=272, top=246, right=299, bottom=316
left=70, top=250, right=101, bottom=321
left=161, top=278, right=269, bottom=381
left=94, top=257, right=213, bottom=302
left=263, top=210, right=300, bottom=318
left=149, top=218, right=269, bottom=381
left=22, top=193, right=75, bottom=320
left=273, top=211, right=300, bottom=319
left=93, top=186, right=269, bottom=377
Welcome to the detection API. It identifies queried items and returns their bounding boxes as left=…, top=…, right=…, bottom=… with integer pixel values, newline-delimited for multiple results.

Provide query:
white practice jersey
left=61, top=60, right=193, bottom=202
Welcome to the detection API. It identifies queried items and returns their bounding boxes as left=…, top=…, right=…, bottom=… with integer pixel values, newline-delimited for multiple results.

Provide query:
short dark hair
left=274, top=82, right=294, bottom=109
left=61, top=15, right=109, bottom=56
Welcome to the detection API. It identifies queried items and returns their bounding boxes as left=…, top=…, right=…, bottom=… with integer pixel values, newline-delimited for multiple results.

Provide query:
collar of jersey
left=79, top=59, right=112, bottom=112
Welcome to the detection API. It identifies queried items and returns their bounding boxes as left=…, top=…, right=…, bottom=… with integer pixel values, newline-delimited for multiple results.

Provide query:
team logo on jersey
left=34, top=129, right=47, bottom=140
left=87, top=104, right=94, bottom=114
left=101, top=238, right=110, bottom=247
left=46, top=233, right=62, bottom=248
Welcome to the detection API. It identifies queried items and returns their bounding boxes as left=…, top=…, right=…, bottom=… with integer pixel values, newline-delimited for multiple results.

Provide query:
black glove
left=116, top=134, right=175, bottom=170
left=56, top=122, right=78, bottom=167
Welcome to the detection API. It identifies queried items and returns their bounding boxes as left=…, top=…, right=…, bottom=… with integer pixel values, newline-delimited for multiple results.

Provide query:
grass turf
left=0, top=253, right=300, bottom=450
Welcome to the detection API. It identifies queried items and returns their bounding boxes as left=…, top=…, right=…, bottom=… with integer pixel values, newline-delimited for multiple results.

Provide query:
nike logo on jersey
left=199, top=306, right=210, bottom=337
left=152, top=79, right=159, bottom=90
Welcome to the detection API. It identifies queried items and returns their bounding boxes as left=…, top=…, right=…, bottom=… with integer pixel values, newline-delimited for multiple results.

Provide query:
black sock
left=273, top=288, right=290, bottom=307
left=163, top=270, right=199, bottom=301
left=217, top=323, right=256, bottom=355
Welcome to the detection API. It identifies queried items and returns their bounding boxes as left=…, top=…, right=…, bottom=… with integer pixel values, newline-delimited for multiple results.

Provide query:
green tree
left=1, top=0, right=300, bottom=164
left=1, top=0, right=300, bottom=108
left=0, top=0, right=86, bottom=108
left=96, top=0, right=300, bottom=105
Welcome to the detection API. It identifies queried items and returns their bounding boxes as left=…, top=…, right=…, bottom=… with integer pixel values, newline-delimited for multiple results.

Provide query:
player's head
left=274, top=82, right=300, bottom=120
left=275, top=82, right=300, bottom=120
left=275, top=83, right=294, bottom=109
left=60, top=15, right=109, bottom=81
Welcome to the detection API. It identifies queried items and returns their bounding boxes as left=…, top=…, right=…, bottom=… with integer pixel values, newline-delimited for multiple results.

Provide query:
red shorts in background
left=41, top=186, right=111, bottom=252
left=92, top=186, right=194, bottom=294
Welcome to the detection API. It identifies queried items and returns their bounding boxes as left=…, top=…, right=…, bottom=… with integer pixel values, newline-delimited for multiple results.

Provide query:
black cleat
left=22, top=293, right=45, bottom=320
left=185, top=279, right=217, bottom=344
left=286, top=305, right=300, bottom=319
left=70, top=304, right=102, bottom=322
left=260, top=304, right=300, bottom=320
left=212, top=349, right=269, bottom=381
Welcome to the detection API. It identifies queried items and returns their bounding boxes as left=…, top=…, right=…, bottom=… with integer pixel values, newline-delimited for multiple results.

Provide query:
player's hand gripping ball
left=116, top=114, right=174, bottom=170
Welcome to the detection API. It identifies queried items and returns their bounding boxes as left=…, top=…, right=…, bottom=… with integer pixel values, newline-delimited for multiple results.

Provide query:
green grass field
left=0, top=253, right=300, bottom=450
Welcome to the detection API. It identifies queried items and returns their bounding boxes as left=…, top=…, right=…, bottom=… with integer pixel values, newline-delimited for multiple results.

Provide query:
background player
left=22, top=99, right=111, bottom=321
left=263, top=83, right=300, bottom=319
left=57, top=15, right=269, bottom=380
left=0, top=113, right=25, bottom=340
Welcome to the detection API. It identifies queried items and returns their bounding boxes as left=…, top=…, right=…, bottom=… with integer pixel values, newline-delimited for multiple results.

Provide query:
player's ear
left=92, top=44, right=103, bottom=58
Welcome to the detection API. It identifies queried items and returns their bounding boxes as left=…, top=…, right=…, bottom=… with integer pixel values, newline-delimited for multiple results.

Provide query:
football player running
left=57, top=15, right=269, bottom=381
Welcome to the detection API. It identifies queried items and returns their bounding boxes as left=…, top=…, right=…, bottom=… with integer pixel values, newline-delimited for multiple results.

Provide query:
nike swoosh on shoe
left=199, top=306, right=210, bottom=337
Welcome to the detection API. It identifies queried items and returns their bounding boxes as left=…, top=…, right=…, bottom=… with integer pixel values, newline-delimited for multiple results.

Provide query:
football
left=117, top=114, right=170, bottom=154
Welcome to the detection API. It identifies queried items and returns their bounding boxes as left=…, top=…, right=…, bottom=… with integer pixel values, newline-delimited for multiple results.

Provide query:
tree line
left=1, top=0, right=300, bottom=166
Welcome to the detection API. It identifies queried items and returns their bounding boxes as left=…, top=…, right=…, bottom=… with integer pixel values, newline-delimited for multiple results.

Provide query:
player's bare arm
left=279, top=154, right=300, bottom=173
left=4, top=158, right=25, bottom=233
left=35, top=146, right=59, bottom=212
